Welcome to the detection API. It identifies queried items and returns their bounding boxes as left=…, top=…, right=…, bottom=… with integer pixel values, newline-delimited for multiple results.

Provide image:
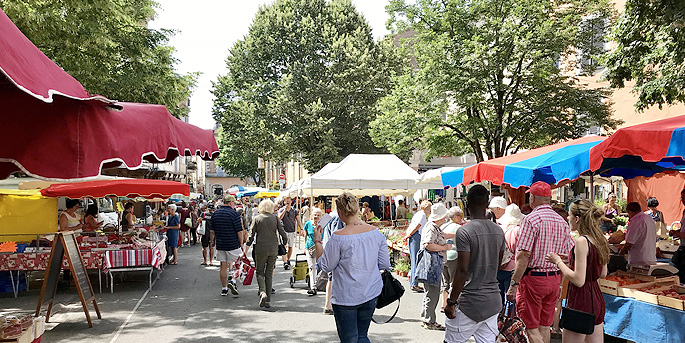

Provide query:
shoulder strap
left=371, top=299, right=400, bottom=324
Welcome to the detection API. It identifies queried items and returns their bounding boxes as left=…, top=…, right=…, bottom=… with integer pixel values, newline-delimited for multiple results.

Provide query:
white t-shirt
left=408, top=210, right=427, bottom=239
left=625, top=212, right=657, bottom=266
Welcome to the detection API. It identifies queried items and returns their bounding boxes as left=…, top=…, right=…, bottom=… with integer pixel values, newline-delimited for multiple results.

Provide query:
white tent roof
left=416, top=167, right=456, bottom=188
left=292, top=154, right=434, bottom=196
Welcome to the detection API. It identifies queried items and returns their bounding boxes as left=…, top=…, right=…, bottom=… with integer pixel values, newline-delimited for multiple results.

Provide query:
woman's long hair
left=569, top=199, right=610, bottom=265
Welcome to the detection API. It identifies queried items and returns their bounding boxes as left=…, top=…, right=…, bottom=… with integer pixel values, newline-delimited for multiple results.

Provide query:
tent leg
left=589, top=174, right=595, bottom=201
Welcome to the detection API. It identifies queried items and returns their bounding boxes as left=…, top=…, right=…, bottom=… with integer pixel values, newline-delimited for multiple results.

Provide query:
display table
left=0, top=251, right=106, bottom=296
left=603, top=293, right=685, bottom=343
left=104, top=240, right=166, bottom=293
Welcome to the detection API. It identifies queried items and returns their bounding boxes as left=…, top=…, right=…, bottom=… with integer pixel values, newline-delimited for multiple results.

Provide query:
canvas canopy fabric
left=416, top=167, right=456, bottom=189
left=40, top=179, right=189, bottom=199
left=291, top=154, right=431, bottom=197
left=0, top=9, right=113, bottom=104
left=0, top=189, right=58, bottom=243
left=589, top=115, right=685, bottom=178
left=442, top=136, right=605, bottom=188
left=0, top=9, right=219, bottom=181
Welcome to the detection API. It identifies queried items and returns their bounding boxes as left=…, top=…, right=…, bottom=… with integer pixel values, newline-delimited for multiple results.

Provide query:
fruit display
left=603, top=275, right=645, bottom=286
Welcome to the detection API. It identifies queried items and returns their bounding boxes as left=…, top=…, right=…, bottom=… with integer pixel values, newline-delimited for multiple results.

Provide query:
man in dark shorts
left=278, top=196, right=301, bottom=269
left=200, top=204, right=216, bottom=266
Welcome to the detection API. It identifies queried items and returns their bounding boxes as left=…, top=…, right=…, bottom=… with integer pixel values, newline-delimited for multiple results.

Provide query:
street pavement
left=2, top=242, right=454, bottom=343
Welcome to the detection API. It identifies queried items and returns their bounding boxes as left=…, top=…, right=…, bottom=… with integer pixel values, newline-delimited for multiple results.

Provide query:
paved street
left=2, top=242, right=450, bottom=343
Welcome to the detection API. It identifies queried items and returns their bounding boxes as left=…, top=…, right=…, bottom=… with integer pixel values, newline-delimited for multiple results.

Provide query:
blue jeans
left=332, top=297, right=377, bottom=343
left=497, top=269, right=513, bottom=305
left=409, top=233, right=421, bottom=288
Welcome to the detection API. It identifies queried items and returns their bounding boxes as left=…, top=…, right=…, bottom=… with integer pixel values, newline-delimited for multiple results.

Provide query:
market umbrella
left=227, top=186, right=245, bottom=195
left=442, top=136, right=606, bottom=188
left=40, top=179, right=189, bottom=199
left=589, top=115, right=685, bottom=177
left=0, top=9, right=219, bottom=181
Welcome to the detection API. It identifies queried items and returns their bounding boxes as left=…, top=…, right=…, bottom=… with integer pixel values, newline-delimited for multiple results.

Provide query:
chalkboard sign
left=36, top=232, right=101, bottom=327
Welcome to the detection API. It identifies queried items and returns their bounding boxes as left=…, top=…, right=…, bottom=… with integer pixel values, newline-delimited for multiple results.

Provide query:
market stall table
left=103, top=240, right=166, bottom=293
left=603, top=293, right=685, bottom=343
left=0, top=251, right=106, bottom=296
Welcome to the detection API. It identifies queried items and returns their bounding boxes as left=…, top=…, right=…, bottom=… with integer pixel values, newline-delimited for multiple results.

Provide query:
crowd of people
left=128, top=179, right=685, bottom=343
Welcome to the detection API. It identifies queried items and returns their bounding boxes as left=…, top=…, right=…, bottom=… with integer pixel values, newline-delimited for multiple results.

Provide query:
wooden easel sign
left=35, top=232, right=101, bottom=327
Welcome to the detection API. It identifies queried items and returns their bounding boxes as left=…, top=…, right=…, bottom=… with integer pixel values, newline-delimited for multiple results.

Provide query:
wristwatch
left=446, top=298, right=457, bottom=306
left=510, top=280, right=520, bottom=286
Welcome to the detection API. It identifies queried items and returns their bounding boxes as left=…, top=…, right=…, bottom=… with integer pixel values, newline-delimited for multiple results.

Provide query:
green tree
left=1, top=0, right=197, bottom=118
left=371, top=0, right=620, bottom=162
left=212, top=0, right=400, bottom=173
left=604, top=0, right=685, bottom=111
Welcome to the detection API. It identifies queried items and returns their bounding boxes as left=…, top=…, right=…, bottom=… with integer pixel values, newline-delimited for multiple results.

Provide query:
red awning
left=0, top=9, right=220, bottom=180
left=0, top=9, right=113, bottom=104
left=41, top=179, right=189, bottom=199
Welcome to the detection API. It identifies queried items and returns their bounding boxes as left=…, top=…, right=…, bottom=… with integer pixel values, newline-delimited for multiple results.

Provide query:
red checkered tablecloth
left=0, top=251, right=106, bottom=271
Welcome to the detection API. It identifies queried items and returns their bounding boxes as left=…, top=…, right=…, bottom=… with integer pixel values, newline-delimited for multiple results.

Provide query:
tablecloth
left=604, top=293, right=685, bottom=343
left=104, top=241, right=166, bottom=270
left=0, top=251, right=106, bottom=271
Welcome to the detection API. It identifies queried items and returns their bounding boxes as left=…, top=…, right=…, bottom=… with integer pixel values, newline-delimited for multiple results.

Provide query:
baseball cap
left=488, top=197, right=507, bottom=210
left=527, top=181, right=551, bottom=197
left=223, top=194, right=237, bottom=203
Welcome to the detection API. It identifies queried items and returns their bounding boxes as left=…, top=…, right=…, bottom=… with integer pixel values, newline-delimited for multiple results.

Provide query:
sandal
left=421, top=322, right=445, bottom=331
left=201, top=262, right=207, bottom=266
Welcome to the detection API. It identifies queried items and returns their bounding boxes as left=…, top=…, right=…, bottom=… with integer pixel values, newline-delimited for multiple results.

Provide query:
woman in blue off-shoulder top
left=314, top=192, right=391, bottom=343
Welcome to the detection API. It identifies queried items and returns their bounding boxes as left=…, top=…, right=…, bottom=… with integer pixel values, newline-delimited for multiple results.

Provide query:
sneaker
left=227, top=282, right=239, bottom=296
left=221, top=288, right=228, bottom=296
left=283, top=261, right=291, bottom=270
left=259, top=292, right=268, bottom=307
left=271, top=288, right=276, bottom=294
left=323, top=308, right=333, bottom=315
left=421, top=322, right=445, bottom=331
left=307, top=289, right=317, bottom=296
left=264, top=302, right=271, bottom=309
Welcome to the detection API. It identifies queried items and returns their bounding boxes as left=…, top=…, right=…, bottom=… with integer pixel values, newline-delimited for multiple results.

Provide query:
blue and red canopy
left=589, top=115, right=685, bottom=178
left=442, top=136, right=605, bottom=188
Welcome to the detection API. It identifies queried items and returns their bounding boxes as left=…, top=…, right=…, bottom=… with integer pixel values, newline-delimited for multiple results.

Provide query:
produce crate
left=625, top=278, right=681, bottom=305
left=657, top=285, right=685, bottom=310
left=598, top=271, right=656, bottom=296
left=619, top=276, right=680, bottom=298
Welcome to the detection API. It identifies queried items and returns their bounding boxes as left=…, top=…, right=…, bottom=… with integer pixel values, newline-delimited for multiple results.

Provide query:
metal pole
left=589, top=173, right=595, bottom=201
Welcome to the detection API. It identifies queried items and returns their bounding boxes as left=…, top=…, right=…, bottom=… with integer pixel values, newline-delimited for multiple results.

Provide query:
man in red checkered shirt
left=506, top=181, right=572, bottom=343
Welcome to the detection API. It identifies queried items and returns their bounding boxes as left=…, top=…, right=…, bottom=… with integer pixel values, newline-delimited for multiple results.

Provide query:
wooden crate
left=598, top=271, right=656, bottom=296
left=626, top=278, right=680, bottom=305
left=619, top=276, right=680, bottom=298
left=657, top=285, right=685, bottom=311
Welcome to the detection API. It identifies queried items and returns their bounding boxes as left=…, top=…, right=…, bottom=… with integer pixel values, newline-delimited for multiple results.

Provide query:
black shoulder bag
left=560, top=236, right=595, bottom=335
left=371, top=270, right=405, bottom=324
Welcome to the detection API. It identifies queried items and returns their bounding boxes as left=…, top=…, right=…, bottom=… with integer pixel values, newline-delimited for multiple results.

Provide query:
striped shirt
left=516, top=204, right=573, bottom=272
left=211, top=206, right=243, bottom=251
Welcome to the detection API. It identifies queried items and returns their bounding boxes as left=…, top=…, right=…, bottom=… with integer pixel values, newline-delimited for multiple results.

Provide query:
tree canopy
left=370, top=0, right=620, bottom=162
left=1, top=0, right=197, bottom=118
left=212, top=0, right=399, bottom=178
left=604, top=0, right=685, bottom=111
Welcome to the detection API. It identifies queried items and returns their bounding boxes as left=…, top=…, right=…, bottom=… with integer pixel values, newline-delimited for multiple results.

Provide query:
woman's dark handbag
left=277, top=243, right=287, bottom=256
left=560, top=237, right=595, bottom=335
left=372, top=270, right=405, bottom=324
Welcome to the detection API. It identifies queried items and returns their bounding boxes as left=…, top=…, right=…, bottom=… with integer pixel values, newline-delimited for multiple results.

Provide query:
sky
left=149, top=0, right=391, bottom=130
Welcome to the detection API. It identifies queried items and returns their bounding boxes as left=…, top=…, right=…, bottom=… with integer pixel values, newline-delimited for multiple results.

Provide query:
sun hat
left=526, top=181, right=551, bottom=197
left=488, top=196, right=508, bottom=210
left=428, top=203, right=448, bottom=222
left=499, top=203, right=525, bottom=227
